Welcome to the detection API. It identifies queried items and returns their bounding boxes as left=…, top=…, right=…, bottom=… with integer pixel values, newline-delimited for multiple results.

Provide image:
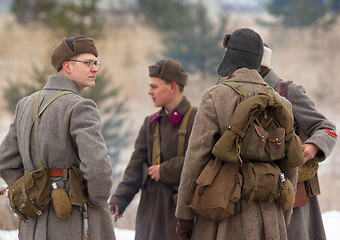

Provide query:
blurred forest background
left=0, top=0, right=339, bottom=231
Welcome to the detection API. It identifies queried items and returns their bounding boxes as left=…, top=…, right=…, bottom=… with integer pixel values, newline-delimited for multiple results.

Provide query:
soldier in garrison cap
left=109, top=59, right=197, bottom=240
left=259, top=43, right=337, bottom=240
left=175, top=28, right=298, bottom=240
left=0, top=35, right=115, bottom=240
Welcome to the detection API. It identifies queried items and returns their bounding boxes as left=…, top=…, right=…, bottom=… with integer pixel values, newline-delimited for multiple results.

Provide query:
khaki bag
left=297, top=160, right=319, bottom=183
left=240, top=162, right=281, bottom=208
left=69, top=166, right=95, bottom=207
left=189, top=158, right=243, bottom=221
left=277, top=178, right=295, bottom=210
left=7, top=166, right=52, bottom=221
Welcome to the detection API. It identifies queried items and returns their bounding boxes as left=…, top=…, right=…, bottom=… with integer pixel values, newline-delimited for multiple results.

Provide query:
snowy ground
left=1, top=211, right=340, bottom=240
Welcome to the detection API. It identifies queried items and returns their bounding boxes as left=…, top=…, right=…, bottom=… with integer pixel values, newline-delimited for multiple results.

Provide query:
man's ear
left=62, top=61, right=71, bottom=74
left=170, top=81, right=178, bottom=93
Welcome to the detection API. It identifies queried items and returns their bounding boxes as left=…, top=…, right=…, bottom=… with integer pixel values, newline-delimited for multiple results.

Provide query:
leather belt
left=48, top=169, right=69, bottom=179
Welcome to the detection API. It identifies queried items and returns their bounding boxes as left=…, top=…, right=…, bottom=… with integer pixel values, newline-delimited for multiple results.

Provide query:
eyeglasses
left=68, top=60, right=101, bottom=69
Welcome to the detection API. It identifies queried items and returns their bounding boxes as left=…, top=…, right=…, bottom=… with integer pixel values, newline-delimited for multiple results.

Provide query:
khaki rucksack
left=212, top=81, right=305, bottom=169
left=212, top=81, right=301, bottom=209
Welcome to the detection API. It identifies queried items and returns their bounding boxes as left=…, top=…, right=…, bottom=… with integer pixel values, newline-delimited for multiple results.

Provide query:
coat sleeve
left=287, top=83, right=337, bottom=162
left=0, top=100, right=25, bottom=185
left=109, top=117, right=149, bottom=213
left=70, top=99, right=113, bottom=207
left=176, top=90, right=220, bottom=219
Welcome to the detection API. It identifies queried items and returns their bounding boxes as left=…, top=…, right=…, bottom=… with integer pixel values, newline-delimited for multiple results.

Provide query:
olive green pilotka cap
left=149, top=59, right=188, bottom=87
left=51, top=35, right=98, bottom=72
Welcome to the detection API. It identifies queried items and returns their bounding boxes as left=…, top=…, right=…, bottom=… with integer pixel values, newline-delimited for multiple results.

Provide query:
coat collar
left=261, top=68, right=281, bottom=90
left=225, top=68, right=267, bottom=86
left=43, top=75, right=82, bottom=95
left=150, top=96, right=191, bottom=126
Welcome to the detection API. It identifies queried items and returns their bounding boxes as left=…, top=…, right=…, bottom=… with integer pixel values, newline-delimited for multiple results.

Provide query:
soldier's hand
left=148, top=165, right=160, bottom=182
left=301, top=143, right=319, bottom=162
left=0, top=185, right=7, bottom=196
left=109, top=203, right=122, bottom=222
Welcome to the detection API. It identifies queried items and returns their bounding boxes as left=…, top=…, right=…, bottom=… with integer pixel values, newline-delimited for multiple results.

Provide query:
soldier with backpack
left=259, top=44, right=337, bottom=240
left=175, top=28, right=300, bottom=240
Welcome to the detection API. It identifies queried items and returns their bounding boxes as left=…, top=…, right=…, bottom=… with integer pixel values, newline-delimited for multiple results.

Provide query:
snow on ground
left=1, top=211, right=340, bottom=240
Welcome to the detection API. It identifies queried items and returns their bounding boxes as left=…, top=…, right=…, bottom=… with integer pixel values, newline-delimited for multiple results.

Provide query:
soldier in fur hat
left=0, top=35, right=115, bottom=240
left=259, top=43, right=337, bottom=240
left=109, top=59, right=197, bottom=240
left=175, top=28, right=298, bottom=240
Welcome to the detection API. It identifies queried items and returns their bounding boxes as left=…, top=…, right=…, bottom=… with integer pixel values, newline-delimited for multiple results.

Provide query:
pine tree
left=10, top=0, right=104, bottom=37
left=137, top=0, right=227, bottom=75
left=164, top=2, right=227, bottom=75
left=266, top=0, right=329, bottom=27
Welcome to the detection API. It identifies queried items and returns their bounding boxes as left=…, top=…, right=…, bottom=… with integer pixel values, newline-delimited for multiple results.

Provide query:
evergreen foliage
left=10, top=0, right=104, bottom=37
left=266, top=0, right=335, bottom=27
left=164, top=2, right=227, bottom=75
left=137, top=0, right=227, bottom=75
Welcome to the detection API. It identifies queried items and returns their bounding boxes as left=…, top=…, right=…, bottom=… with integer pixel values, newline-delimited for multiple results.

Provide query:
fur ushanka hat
left=149, top=59, right=188, bottom=87
left=217, top=28, right=263, bottom=77
left=51, top=35, right=98, bottom=71
left=261, top=43, right=272, bottom=68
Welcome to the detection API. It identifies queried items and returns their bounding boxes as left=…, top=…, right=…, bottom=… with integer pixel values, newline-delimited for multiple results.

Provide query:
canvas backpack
left=212, top=81, right=303, bottom=208
left=212, top=81, right=305, bottom=169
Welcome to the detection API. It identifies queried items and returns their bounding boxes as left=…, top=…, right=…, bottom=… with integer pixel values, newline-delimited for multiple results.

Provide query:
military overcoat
left=0, top=76, right=115, bottom=240
left=176, top=68, right=298, bottom=240
left=109, top=96, right=197, bottom=240
left=262, top=68, right=337, bottom=240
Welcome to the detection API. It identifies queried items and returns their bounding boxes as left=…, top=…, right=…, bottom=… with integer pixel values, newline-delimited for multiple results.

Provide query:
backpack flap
left=240, top=122, right=268, bottom=161
left=196, top=158, right=223, bottom=187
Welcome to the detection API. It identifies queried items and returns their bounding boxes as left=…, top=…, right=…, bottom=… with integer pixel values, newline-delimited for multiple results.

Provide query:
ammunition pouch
left=69, top=166, right=95, bottom=208
left=240, top=162, right=281, bottom=209
left=6, top=166, right=52, bottom=221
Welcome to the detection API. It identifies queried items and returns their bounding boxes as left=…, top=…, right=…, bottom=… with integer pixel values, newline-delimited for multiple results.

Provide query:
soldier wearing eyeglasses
left=0, top=35, right=115, bottom=240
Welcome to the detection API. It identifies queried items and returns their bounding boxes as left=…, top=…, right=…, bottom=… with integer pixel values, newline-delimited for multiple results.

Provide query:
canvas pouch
left=241, top=162, right=281, bottom=208
left=189, top=158, right=243, bottom=221
left=6, top=166, right=52, bottom=221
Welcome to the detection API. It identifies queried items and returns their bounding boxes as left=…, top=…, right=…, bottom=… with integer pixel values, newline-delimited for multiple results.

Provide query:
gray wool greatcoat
left=0, top=76, right=115, bottom=240
left=109, top=96, right=197, bottom=240
left=176, top=68, right=298, bottom=240
left=262, top=69, right=337, bottom=240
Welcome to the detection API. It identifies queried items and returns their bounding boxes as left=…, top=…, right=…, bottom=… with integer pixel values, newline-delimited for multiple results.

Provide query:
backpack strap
left=152, top=121, right=161, bottom=166
left=32, top=91, right=73, bottom=169
left=177, top=105, right=194, bottom=157
left=152, top=105, right=194, bottom=166
left=223, top=81, right=248, bottom=102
